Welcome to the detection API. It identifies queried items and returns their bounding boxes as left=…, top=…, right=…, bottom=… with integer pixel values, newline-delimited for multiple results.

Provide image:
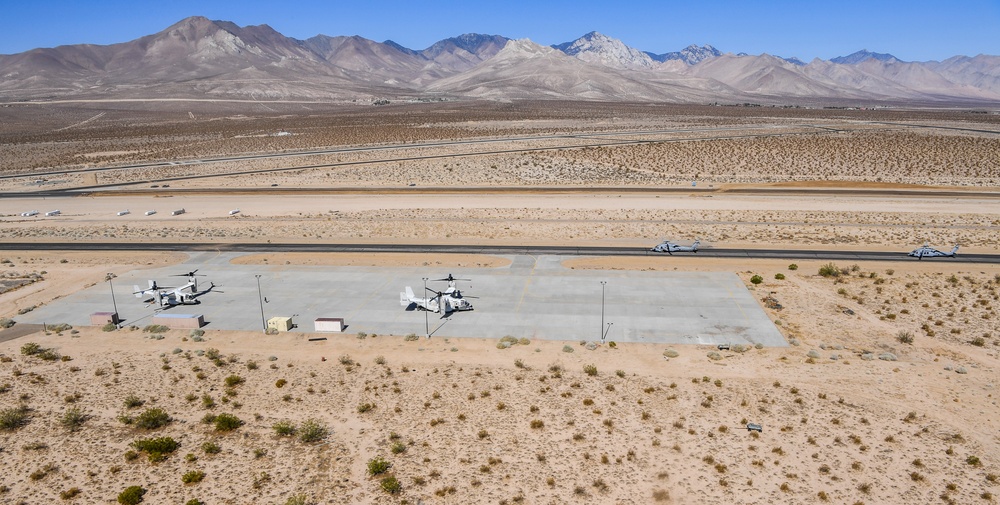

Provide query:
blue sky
left=1, top=0, right=998, bottom=61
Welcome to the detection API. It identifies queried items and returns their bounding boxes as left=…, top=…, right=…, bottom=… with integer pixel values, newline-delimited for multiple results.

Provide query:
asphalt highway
left=1, top=242, right=998, bottom=264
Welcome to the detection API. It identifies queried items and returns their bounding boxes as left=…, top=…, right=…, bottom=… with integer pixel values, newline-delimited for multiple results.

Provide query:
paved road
left=1, top=242, right=997, bottom=264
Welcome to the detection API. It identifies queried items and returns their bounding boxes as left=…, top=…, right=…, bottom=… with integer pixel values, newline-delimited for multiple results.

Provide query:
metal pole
left=423, top=277, right=429, bottom=339
left=106, top=273, right=119, bottom=327
left=255, top=274, right=266, bottom=333
left=600, top=281, right=606, bottom=342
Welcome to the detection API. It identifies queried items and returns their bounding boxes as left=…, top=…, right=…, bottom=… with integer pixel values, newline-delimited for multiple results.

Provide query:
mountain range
left=1, top=16, right=998, bottom=105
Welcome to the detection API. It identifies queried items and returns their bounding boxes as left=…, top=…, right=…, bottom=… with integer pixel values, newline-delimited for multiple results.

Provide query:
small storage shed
left=152, top=313, right=204, bottom=329
left=314, top=317, right=345, bottom=332
left=267, top=316, right=293, bottom=332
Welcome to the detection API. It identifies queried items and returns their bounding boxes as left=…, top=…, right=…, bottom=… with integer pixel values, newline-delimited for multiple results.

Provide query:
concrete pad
left=16, top=253, right=786, bottom=346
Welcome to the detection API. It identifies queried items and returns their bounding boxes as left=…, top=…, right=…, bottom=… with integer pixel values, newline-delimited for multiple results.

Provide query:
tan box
left=267, top=316, right=293, bottom=332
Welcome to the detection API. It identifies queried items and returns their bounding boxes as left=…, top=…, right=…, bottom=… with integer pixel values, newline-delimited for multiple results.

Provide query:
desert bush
left=132, top=436, right=180, bottom=462
left=818, top=263, right=840, bottom=277
left=124, top=394, right=144, bottom=409
left=284, top=495, right=308, bottom=505
left=0, top=405, right=30, bottom=430
left=583, top=364, right=598, bottom=376
left=143, top=325, right=169, bottom=333
left=60, top=487, right=82, bottom=499
left=117, top=485, right=146, bottom=505
left=531, top=419, right=544, bottom=429
left=182, top=470, right=206, bottom=484
left=60, top=407, right=88, bottom=431
left=706, top=352, right=722, bottom=361
left=774, top=273, right=786, bottom=280
left=224, top=375, right=244, bottom=387
left=897, top=331, right=914, bottom=344
left=750, top=275, right=763, bottom=285
left=391, top=441, right=407, bottom=454
left=101, top=322, right=117, bottom=332
left=367, top=456, right=392, bottom=476
left=562, top=345, right=574, bottom=353
left=213, top=413, right=243, bottom=432
left=246, top=360, right=258, bottom=370
left=298, top=419, right=329, bottom=443
left=357, top=403, right=374, bottom=413
left=381, top=475, right=402, bottom=494
left=663, top=349, right=679, bottom=358
left=273, top=420, right=297, bottom=436
left=201, top=441, right=221, bottom=454
left=134, top=408, right=172, bottom=430
left=190, top=329, right=205, bottom=337
left=338, top=354, right=354, bottom=365
left=185, top=500, right=204, bottom=505
left=20, top=342, right=42, bottom=355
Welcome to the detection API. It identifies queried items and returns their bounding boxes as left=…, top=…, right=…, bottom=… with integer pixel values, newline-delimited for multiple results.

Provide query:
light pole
left=105, top=273, right=119, bottom=328
left=422, top=277, right=429, bottom=339
left=600, top=281, right=607, bottom=343
left=255, top=274, right=266, bottom=333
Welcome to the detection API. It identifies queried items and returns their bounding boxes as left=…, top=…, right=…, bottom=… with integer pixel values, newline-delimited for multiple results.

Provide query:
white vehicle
left=651, top=239, right=700, bottom=254
left=133, top=270, right=216, bottom=308
left=145, top=210, right=156, bottom=216
left=21, top=210, right=39, bottom=217
left=228, top=209, right=240, bottom=215
left=117, top=210, right=130, bottom=216
left=45, top=210, right=61, bottom=217
left=908, top=243, right=959, bottom=260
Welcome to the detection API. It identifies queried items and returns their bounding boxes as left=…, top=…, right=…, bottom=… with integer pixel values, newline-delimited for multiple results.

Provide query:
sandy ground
left=2, top=104, right=1000, bottom=504
left=3, top=191, right=1000, bottom=252
left=1, top=252, right=999, bottom=504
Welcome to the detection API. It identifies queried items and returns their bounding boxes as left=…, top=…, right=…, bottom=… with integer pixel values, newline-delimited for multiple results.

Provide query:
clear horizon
left=1, top=0, right=998, bottom=61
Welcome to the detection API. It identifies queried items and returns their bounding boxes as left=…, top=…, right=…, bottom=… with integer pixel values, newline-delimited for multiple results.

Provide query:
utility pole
left=105, top=273, right=119, bottom=328
left=255, top=274, right=266, bottom=333
left=423, top=277, right=429, bottom=339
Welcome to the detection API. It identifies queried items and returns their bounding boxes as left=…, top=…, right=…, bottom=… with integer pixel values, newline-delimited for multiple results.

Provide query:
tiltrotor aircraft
left=908, top=243, right=959, bottom=260
left=133, top=270, right=216, bottom=308
left=651, top=239, right=700, bottom=254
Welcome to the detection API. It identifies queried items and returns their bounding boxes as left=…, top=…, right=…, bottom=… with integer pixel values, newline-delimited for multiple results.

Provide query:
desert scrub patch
left=131, top=436, right=180, bottom=463
left=224, top=375, right=244, bottom=387
left=213, top=413, right=243, bottom=432
left=583, top=364, right=598, bottom=376
left=60, top=407, right=88, bottom=431
left=59, top=487, right=82, bottom=499
left=273, top=420, right=297, bottom=437
left=0, top=405, right=31, bottom=431
left=117, top=485, right=146, bottom=505
left=182, top=470, right=206, bottom=484
left=298, top=419, right=329, bottom=443
left=143, top=325, right=169, bottom=333
left=201, top=441, right=221, bottom=455
left=818, top=263, right=841, bottom=277
left=367, top=456, right=391, bottom=476
left=123, top=394, right=144, bottom=409
left=134, top=408, right=172, bottom=430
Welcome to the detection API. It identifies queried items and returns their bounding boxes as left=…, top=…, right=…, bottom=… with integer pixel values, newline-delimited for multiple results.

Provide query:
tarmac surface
left=14, top=252, right=787, bottom=346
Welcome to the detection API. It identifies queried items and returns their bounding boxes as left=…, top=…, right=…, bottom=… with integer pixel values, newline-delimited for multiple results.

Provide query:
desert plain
left=1, top=100, right=1000, bottom=504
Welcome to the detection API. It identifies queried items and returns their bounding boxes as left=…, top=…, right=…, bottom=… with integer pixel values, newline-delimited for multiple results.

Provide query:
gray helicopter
left=908, top=243, right=959, bottom=260
left=651, top=239, right=700, bottom=254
